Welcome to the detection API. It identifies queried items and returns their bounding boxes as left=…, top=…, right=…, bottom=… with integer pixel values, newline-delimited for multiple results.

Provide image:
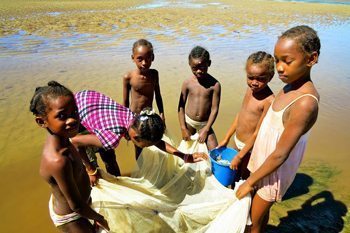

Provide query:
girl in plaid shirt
left=71, top=90, right=208, bottom=186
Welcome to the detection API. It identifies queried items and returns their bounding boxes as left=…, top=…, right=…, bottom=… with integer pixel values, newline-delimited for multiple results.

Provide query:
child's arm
left=236, top=97, right=318, bottom=199
left=70, top=134, right=103, bottom=185
left=198, top=82, right=221, bottom=143
left=155, top=140, right=208, bottom=163
left=230, top=98, right=272, bottom=170
left=178, top=81, right=191, bottom=141
left=50, top=149, right=109, bottom=231
left=122, top=73, right=131, bottom=108
left=154, top=70, right=166, bottom=126
left=217, top=114, right=239, bottom=148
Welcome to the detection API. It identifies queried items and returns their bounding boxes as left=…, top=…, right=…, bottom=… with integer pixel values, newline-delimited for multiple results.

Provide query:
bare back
left=40, top=134, right=91, bottom=215
left=236, top=86, right=274, bottom=142
left=182, top=74, right=220, bottom=121
left=123, top=69, right=159, bottom=114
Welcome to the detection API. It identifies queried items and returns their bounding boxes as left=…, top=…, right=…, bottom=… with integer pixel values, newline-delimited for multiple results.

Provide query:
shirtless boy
left=123, top=39, right=165, bottom=123
left=218, top=51, right=275, bottom=180
left=178, top=46, right=221, bottom=150
left=123, top=39, right=165, bottom=158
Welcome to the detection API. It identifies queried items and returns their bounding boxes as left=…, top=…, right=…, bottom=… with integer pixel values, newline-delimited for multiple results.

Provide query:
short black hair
left=132, top=39, right=154, bottom=54
left=188, top=46, right=210, bottom=63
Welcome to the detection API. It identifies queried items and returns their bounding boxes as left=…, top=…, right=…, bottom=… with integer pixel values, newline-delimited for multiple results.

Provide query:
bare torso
left=40, top=135, right=91, bottom=215
left=236, top=87, right=274, bottom=142
left=184, top=74, right=219, bottom=121
left=125, top=69, right=158, bottom=114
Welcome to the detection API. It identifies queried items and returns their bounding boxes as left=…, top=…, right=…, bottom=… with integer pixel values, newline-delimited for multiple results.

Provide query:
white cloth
left=234, top=133, right=246, bottom=151
left=49, top=195, right=81, bottom=227
left=92, top=133, right=251, bottom=233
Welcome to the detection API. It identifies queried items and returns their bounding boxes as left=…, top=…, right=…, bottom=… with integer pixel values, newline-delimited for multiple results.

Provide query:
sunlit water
left=0, top=0, right=350, bottom=232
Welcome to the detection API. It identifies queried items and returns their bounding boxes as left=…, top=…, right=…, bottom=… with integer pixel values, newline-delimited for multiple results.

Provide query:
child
left=71, top=90, right=208, bottom=185
left=30, top=81, right=109, bottom=233
left=178, top=46, right=221, bottom=150
left=218, top=51, right=275, bottom=180
left=123, top=39, right=165, bottom=124
left=236, top=25, right=321, bottom=233
left=122, top=39, right=165, bottom=159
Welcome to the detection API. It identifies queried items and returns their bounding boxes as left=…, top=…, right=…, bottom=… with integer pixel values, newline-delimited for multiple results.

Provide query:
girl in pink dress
left=236, top=25, right=321, bottom=233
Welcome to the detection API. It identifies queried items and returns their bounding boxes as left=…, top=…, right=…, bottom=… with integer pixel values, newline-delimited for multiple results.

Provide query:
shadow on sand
left=267, top=173, right=348, bottom=233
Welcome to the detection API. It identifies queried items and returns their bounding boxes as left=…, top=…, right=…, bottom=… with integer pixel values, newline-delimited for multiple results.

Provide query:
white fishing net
left=91, top=134, right=251, bottom=233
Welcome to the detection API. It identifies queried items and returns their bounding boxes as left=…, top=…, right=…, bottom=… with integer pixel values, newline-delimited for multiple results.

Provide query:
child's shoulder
left=41, top=141, right=72, bottom=178
left=123, top=70, right=136, bottom=80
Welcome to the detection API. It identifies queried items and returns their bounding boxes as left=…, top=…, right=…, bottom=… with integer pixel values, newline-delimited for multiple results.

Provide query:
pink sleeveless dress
left=247, top=94, right=318, bottom=202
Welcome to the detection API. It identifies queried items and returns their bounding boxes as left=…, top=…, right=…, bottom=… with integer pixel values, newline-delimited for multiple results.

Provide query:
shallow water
left=1, top=0, right=350, bottom=232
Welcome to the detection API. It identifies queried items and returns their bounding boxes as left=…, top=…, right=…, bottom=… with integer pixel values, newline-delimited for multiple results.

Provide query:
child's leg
left=206, top=128, right=218, bottom=150
left=240, top=152, right=251, bottom=180
left=250, top=194, right=274, bottom=233
left=59, top=218, right=95, bottom=233
left=99, top=148, right=120, bottom=176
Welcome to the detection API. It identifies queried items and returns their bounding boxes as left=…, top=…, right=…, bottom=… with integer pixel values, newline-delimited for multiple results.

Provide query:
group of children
left=30, top=25, right=321, bottom=233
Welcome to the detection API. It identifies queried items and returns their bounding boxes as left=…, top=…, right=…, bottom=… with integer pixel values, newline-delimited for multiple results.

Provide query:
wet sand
left=1, top=0, right=350, bottom=232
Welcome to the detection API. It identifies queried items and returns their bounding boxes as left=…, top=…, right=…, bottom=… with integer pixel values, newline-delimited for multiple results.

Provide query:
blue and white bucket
left=210, top=147, right=237, bottom=186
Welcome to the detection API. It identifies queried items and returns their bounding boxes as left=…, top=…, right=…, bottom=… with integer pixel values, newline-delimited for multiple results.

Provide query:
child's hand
left=229, top=156, right=242, bottom=170
left=95, top=217, right=110, bottom=232
left=236, top=180, right=254, bottom=200
left=198, top=129, right=208, bottom=143
left=181, top=128, right=191, bottom=141
left=87, top=168, right=100, bottom=186
left=185, top=152, right=208, bottom=163
left=217, top=139, right=228, bottom=149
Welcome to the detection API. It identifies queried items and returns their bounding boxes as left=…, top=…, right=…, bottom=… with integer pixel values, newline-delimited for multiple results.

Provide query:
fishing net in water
left=91, top=134, right=251, bottom=233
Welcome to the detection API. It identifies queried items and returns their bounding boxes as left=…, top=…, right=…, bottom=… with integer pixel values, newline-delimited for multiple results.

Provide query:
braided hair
left=29, top=81, right=74, bottom=116
left=280, top=25, right=321, bottom=56
left=131, top=107, right=164, bottom=143
left=247, top=51, right=275, bottom=77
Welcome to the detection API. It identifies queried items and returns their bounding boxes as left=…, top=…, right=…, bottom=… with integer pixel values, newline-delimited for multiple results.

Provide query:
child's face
left=132, top=45, right=154, bottom=73
left=39, top=95, right=80, bottom=138
left=189, top=58, right=210, bottom=78
left=128, top=127, right=154, bottom=148
left=274, top=38, right=310, bottom=84
left=246, top=62, right=272, bottom=93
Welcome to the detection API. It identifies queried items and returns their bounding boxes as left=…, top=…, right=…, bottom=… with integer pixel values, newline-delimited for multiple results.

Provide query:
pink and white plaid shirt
left=75, top=90, right=135, bottom=150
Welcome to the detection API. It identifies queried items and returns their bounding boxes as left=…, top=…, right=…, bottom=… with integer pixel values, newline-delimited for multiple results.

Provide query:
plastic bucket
left=210, top=147, right=237, bottom=186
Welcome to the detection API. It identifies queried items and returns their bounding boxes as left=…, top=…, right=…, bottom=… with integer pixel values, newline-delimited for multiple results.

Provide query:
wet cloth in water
left=91, top=134, right=251, bottom=233
left=49, top=195, right=81, bottom=227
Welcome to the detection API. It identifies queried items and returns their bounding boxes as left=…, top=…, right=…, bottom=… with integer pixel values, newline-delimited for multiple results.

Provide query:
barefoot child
left=122, top=39, right=166, bottom=159
left=30, top=81, right=109, bottom=233
left=218, top=51, right=275, bottom=180
left=178, top=46, right=221, bottom=150
left=71, top=90, right=208, bottom=185
left=236, top=25, right=321, bottom=233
